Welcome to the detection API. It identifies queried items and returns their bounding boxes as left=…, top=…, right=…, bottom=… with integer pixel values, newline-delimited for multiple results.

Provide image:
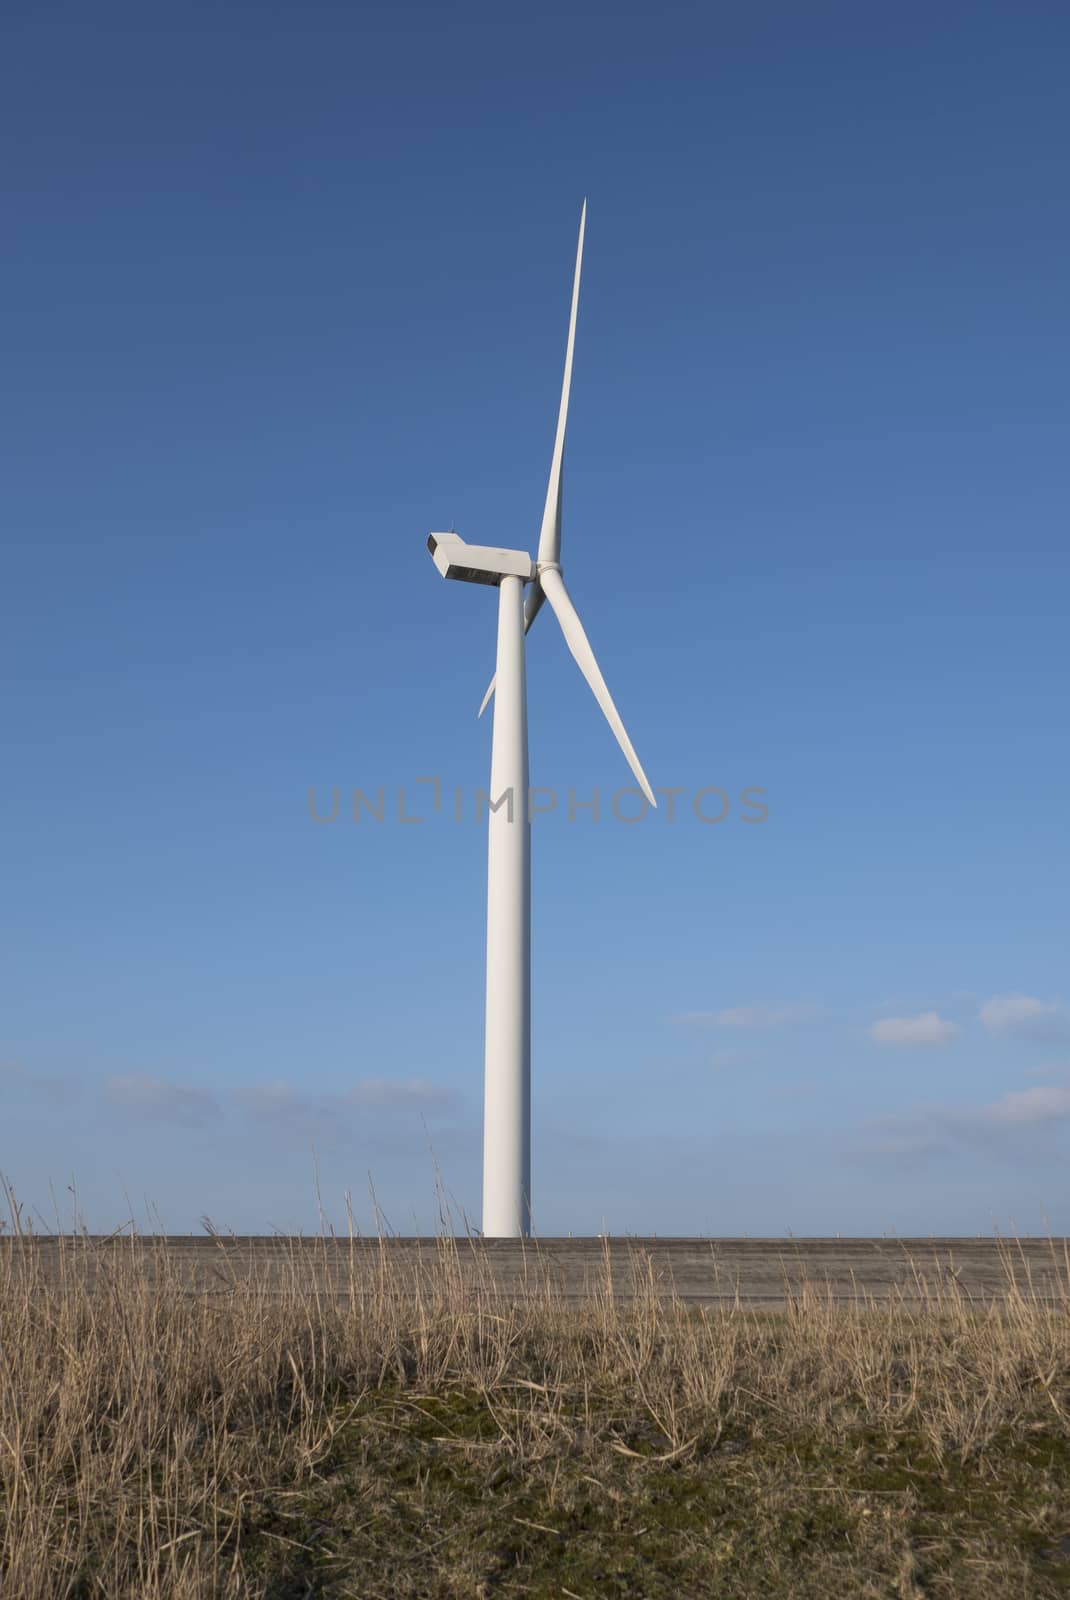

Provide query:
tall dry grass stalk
left=1, top=1179, right=1068, bottom=1597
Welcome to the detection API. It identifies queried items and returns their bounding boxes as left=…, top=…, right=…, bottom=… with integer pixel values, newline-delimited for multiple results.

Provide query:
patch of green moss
left=235, top=1385, right=1070, bottom=1600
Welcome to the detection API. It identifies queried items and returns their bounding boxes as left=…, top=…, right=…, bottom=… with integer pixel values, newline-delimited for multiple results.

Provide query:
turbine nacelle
left=427, top=532, right=535, bottom=587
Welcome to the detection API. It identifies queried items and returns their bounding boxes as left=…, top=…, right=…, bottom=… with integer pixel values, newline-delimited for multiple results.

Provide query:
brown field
left=2, top=1188, right=1069, bottom=1597
left=11, top=1232, right=1069, bottom=1310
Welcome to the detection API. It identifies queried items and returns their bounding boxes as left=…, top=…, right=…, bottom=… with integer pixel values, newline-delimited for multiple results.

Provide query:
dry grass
left=1, top=1180, right=1069, bottom=1598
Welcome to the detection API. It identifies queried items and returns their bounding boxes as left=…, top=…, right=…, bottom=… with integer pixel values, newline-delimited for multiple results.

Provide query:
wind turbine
left=426, top=202, right=655, bottom=1238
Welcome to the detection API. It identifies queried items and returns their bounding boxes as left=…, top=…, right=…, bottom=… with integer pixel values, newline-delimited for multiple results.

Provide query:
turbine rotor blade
left=477, top=582, right=547, bottom=718
left=524, top=581, right=547, bottom=632
left=477, top=675, right=496, bottom=720
left=537, top=199, right=586, bottom=568
left=539, top=567, right=656, bottom=807
left=481, top=203, right=586, bottom=720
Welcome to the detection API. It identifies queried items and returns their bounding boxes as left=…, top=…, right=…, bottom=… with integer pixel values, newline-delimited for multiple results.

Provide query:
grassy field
left=2, top=1187, right=1069, bottom=1598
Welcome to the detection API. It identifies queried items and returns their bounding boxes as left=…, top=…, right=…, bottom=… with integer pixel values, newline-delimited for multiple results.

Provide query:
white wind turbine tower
left=427, top=202, right=655, bottom=1238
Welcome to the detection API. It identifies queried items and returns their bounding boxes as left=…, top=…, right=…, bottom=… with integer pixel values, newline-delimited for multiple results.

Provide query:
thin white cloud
left=1024, top=1060, right=1070, bottom=1081
left=975, top=1085, right=1070, bottom=1126
left=231, top=1081, right=353, bottom=1152
left=869, top=1012, right=960, bottom=1047
left=102, top=1073, right=218, bottom=1129
left=851, top=1121, right=951, bottom=1161
left=979, top=993, right=1068, bottom=1040
left=234, top=1078, right=457, bottom=1117
left=858, top=1080, right=1070, bottom=1162
left=709, top=1047, right=763, bottom=1069
left=231, top=1077, right=459, bottom=1154
left=341, top=1078, right=456, bottom=1109
left=0, top=1060, right=81, bottom=1105
left=232, top=1080, right=299, bottom=1118
left=767, top=1080, right=820, bottom=1101
left=671, top=1004, right=823, bottom=1031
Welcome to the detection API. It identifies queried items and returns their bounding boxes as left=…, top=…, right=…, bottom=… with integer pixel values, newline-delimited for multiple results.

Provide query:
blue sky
left=2, top=2, right=1068, bottom=1237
